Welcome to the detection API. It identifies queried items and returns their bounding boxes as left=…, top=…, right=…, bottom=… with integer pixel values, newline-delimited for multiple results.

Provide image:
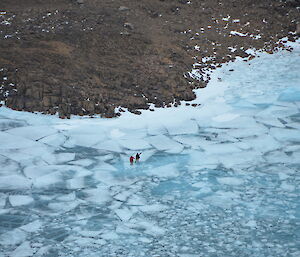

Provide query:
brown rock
left=296, top=24, right=300, bottom=35
left=0, top=0, right=298, bottom=118
left=58, top=103, right=71, bottom=119
left=49, top=108, right=57, bottom=115
left=31, top=87, right=43, bottom=99
left=24, top=100, right=36, bottom=109
left=50, top=96, right=60, bottom=105
left=42, top=96, right=52, bottom=107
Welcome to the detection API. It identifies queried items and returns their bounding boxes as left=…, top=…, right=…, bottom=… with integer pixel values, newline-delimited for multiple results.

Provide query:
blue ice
left=0, top=42, right=300, bottom=256
left=278, top=88, right=300, bottom=102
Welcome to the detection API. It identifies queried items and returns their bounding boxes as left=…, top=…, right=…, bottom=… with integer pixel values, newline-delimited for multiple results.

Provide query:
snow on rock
left=230, top=31, right=247, bottom=37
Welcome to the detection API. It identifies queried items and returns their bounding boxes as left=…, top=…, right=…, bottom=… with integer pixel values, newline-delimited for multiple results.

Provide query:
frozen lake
left=0, top=40, right=299, bottom=256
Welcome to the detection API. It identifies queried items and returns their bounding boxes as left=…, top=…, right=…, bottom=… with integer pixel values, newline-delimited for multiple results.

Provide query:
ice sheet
left=0, top=39, right=299, bottom=256
left=0, top=229, right=27, bottom=246
left=5, top=125, right=58, bottom=141
left=115, top=207, right=134, bottom=222
left=0, top=131, right=38, bottom=149
left=147, top=135, right=184, bottom=153
left=9, top=195, right=34, bottom=206
left=20, top=220, right=42, bottom=233
left=11, top=241, right=34, bottom=257
left=147, top=163, right=180, bottom=178
left=83, top=186, right=111, bottom=204
left=0, top=175, right=32, bottom=190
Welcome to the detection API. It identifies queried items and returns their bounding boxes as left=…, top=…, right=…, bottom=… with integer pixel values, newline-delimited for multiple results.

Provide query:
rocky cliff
left=0, top=0, right=299, bottom=118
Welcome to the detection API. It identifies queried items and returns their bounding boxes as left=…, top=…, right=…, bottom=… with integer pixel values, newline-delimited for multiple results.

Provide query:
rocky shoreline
left=0, top=0, right=299, bottom=118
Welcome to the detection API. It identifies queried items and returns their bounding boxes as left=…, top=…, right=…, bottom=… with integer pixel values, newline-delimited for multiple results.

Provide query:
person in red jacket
left=129, top=155, right=135, bottom=165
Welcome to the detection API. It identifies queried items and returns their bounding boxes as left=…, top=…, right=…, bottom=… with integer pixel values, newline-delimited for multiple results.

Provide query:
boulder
left=83, top=100, right=95, bottom=112
left=58, top=103, right=71, bottom=119
left=42, top=96, right=52, bottom=107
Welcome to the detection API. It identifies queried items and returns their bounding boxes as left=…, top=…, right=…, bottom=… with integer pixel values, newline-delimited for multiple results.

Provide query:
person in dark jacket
left=135, top=153, right=141, bottom=162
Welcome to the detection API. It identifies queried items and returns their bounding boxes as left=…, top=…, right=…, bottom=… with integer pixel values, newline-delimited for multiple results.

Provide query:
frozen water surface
left=0, top=41, right=300, bottom=256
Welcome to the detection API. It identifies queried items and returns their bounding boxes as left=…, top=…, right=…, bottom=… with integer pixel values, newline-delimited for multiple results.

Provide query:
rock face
left=297, top=24, right=300, bottom=35
left=0, top=0, right=299, bottom=117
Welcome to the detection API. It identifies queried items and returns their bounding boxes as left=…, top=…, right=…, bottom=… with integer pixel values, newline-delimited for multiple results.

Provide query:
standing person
left=135, top=152, right=141, bottom=162
left=130, top=155, right=135, bottom=165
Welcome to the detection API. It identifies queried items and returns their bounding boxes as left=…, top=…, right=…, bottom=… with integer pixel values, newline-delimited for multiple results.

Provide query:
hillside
left=0, top=0, right=299, bottom=117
